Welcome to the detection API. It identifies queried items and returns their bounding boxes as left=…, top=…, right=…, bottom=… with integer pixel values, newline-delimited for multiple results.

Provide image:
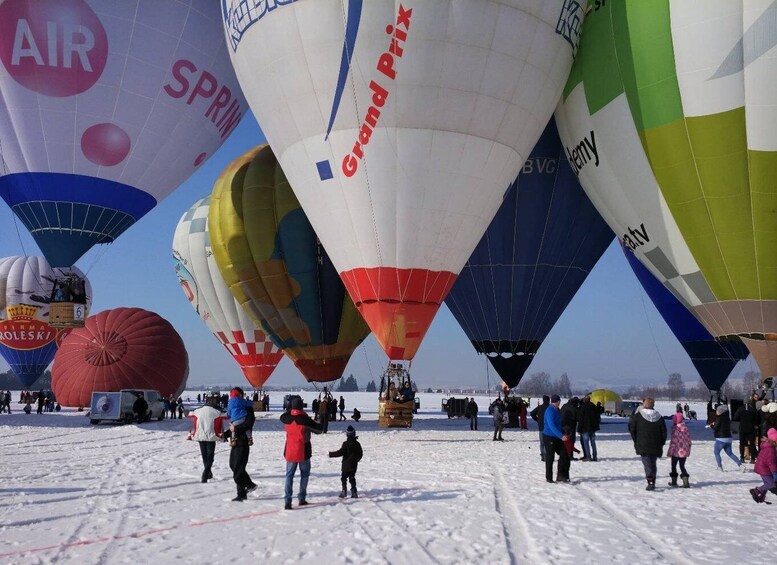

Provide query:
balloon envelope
left=209, top=145, right=370, bottom=383
left=173, top=196, right=283, bottom=388
left=223, top=0, right=585, bottom=359
left=555, top=2, right=777, bottom=378
left=52, top=307, right=188, bottom=407
left=0, top=0, right=246, bottom=267
left=623, top=245, right=748, bottom=391
left=445, top=118, right=613, bottom=388
left=0, top=256, right=92, bottom=387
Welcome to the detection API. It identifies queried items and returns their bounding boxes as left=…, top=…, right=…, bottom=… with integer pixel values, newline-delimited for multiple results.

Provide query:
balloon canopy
left=52, top=307, right=188, bottom=407
left=209, top=145, right=370, bottom=383
left=223, top=0, right=585, bottom=359
left=173, top=196, right=283, bottom=388
left=0, top=255, right=92, bottom=387
left=445, top=118, right=613, bottom=388
left=588, top=389, right=622, bottom=406
left=555, top=2, right=777, bottom=379
left=0, top=0, right=246, bottom=267
left=623, top=245, right=749, bottom=391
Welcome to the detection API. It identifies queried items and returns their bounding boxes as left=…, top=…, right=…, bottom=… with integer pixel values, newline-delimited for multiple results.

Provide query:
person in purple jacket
left=543, top=394, right=570, bottom=483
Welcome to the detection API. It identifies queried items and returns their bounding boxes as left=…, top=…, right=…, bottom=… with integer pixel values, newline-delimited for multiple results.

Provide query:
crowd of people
left=1, top=389, right=61, bottom=414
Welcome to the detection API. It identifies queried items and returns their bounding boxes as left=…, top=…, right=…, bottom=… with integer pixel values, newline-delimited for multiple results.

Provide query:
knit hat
left=229, top=387, right=243, bottom=399
left=289, top=396, right=303, bottom=410
left=551, top=394, right=561, bottom=403
left=715, top=404, right=728, bottom=415
left=346, top=425, right=356, bottom=439
left=672, top=412, right=684, bottom=424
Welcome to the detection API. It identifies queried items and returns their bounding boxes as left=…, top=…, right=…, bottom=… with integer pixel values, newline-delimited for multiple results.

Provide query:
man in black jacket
left=132, top=393, right=148, bottom=423
left=530, top=395, right=550, bottom=461
left=733, top=396, right=759, bottom=463
left=577, top=396, right=603, bottom=461
left=628, top=397, right=667, bottom=491
left=560, top=397, right=580, bottom=458
left=229, top=387, right=257, bottom=502
left=466, top=398, right=478, bottom=430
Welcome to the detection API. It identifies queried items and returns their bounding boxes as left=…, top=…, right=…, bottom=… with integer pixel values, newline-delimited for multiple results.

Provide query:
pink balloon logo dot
left=81, top=123, right=131, bottom=166
left=194, top=152, right=207, bottom=166
left=0, top=0, right=108, bottom=97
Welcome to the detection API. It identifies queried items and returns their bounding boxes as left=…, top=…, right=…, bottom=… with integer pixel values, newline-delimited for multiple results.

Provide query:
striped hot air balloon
left=173, top=196, right=283, bottom=388
left=555, top=0, right=777, bottom=380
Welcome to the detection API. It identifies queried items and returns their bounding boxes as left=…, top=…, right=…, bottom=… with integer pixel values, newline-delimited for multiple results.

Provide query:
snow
left=0, top=392, right=772, bottom=564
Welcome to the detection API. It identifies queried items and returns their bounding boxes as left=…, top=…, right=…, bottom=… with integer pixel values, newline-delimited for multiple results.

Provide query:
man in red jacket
left=280, top=396, right=323, bottom=509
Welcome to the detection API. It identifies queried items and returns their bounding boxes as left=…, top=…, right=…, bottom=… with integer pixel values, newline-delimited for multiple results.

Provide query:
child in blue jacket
left=227, top=388, right=255, bottom=446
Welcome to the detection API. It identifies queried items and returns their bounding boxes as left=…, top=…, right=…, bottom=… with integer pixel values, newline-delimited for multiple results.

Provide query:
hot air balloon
left=222, top=0, right=586, bottom=360
left=445, top=118, right=613, bottom=388
left=173, top=196, right=283, bottom=388
left=209, top=145, right=370, bottom=383
left=555, top=2, right=777, bottom=380
left=52, top=307, right=188, bottom=408
left=0, top=0, right=246, bottom=268
left=0, top=256, right=92, bottom=387
left=623, top=245, right=749, bottom=392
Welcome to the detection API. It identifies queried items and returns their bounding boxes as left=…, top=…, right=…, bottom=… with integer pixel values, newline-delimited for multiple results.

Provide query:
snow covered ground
left=0, top=392, right=772, bottom=564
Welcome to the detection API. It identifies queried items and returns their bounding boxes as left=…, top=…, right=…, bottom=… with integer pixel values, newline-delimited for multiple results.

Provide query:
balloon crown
left=5, top=305, right=39, bottom=321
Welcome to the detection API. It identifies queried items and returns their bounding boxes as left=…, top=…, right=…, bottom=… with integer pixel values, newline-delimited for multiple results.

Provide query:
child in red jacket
left=750, top=428, right=777, bottom=503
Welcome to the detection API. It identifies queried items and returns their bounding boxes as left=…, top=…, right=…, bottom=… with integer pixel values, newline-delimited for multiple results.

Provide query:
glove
left=328, top=452, right=334, bottom=457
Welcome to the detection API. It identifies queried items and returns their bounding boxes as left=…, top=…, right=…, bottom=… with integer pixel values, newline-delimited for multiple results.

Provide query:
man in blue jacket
left=543, top=394, right=570, bottom=483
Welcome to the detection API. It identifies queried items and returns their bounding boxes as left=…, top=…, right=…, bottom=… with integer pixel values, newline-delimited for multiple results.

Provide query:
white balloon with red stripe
left=173, top=196, right=283, bottom=387
left=222, top=0, right=585, bottom=359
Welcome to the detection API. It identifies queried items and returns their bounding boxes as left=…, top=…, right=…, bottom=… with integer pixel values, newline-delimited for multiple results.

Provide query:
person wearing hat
left=542, top=394, right=570, bottom=483
left=628, top=397, right=667, bottom=491
left=710, top=403, right=742, bottom=471
left=280, top=395, right=323, bottom=509
left=328, top=425, right=364, bottom=498
left=667, top=412, right=692, bottom=488
left=750, top=427, right=777, bottom=503
left=227, top=387, right=258, bottom=501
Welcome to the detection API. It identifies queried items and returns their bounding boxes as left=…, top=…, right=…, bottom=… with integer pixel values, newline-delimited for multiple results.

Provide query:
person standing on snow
left=328, top=425, right=363, bottom=498
left=281, top=396, right=323, bottom=509
left=228, top=387, right=257, bottom=501
left=543, top=394, right=570, bottom=483
left=531, top=396, right=550, bottom=462
left=629, top=397, right=667, bottom=491
left=577, top=395, right=603, bottom=462
left=466, top=397, right=479, bottom=430
left=187, top=400, right=229, bottom=483
left=710, top=404, right=742, bottom=471
left=667, top=412, right=692, bottom=488
left=733, top=398, right=759, bottom=464
left=492, top=398, right=505, bottom=441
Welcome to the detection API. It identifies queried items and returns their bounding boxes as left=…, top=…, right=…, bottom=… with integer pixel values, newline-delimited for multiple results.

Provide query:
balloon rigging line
left=632, top=261, right=671, bottom=377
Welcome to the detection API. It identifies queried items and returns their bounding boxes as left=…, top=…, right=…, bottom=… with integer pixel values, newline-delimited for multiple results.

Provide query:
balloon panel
left=52, top=307, right=187, bottom=407
left=555, top=1, right=777, bottom=376
left=623, top=244, right=748, bottom=392
left=209, top=145, right=370, bottom=383
left=173, top=196, right=283, bottom=388
left=445, top=118, right=613, bottom=388
left=0, top=0, right=246, bottom=267
left=0, top=255, right=91, bottom=387
left=223, top=0, right=584, bottom=359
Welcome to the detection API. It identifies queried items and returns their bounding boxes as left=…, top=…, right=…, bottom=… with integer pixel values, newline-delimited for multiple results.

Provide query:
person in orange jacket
left=280, top=396, right=323, bottom=509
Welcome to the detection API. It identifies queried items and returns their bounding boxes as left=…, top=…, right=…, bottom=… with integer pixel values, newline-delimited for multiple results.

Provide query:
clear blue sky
left=0, top=113, right=758, bottom=390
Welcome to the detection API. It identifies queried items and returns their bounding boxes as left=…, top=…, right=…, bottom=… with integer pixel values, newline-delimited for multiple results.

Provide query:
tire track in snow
left=361, top=494, right=439, bottom=564
left=493, top=466, right=542, bottom=564
left=576, top=484, right=695, bottom=565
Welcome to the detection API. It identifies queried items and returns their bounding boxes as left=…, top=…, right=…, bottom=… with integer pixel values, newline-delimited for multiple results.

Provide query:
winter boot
left=750, top=488, right=765, bottom=503
left=646, top=478, right=656, bottom=491
left=338, top=489, right=347, bottom=498
left=351, top=487, right=358, bottom=499
left=668, top=473, right=678, bottom=487
left=681, top=475, right=690, bottom=488
left=770, top=486, right=777, bottom=496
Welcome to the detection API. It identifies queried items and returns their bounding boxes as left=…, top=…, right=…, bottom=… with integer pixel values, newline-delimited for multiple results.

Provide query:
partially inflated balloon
left=445, top=118, right=613, bottom=388
left=0, top=256, right=92, bottom=387
left=623, top=245, right=748, bottom=391
left=0, top=0, right=246, bottom=267
left=555, top=1, right=777, bottom=378
left=173, top=196, right=283, bottom=388
left=52, top=308, right=188, bottom=408
left=210, top=145, right=370, bottom=383
left=223, top=0, right=586, bottom=359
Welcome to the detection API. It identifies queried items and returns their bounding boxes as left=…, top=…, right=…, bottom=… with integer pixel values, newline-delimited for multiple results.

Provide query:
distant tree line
left=0, top=370, right=51, bottom=390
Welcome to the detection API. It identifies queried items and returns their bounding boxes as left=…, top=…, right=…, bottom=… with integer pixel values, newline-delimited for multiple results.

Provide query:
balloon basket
left=49, top=302, right=86, bottom=328
left=378, top=399, right=413, bottom=428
